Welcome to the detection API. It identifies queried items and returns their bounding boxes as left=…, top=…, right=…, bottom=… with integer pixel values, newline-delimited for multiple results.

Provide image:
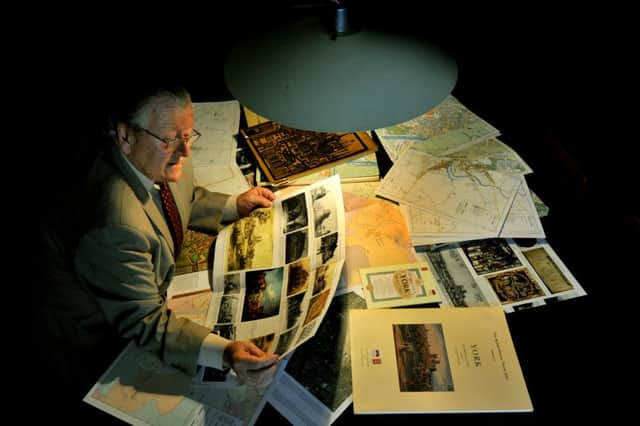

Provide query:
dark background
left=27, top=1, right=634, bottom=424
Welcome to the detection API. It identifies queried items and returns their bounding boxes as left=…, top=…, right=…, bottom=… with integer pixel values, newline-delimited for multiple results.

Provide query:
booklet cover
left=360, top=262, right=441, bottom=309
left=350, top=307, right=532, bottom=414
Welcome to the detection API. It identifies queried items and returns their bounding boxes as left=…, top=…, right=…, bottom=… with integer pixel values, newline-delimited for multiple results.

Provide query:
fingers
left=254, top=186, right=276, bottom=201
left=234, top=350, right=279, bottom=371
left=227, top=341, right=279, bottom=368
left=225, top=340, right=280, bottom=387
left=237, top=187, right=276, bottom=217
left=247, top=354, right=279, bottom=371
left=249, top=187, right=274, bottom=208
left=241, top=340, right=266, bottom=357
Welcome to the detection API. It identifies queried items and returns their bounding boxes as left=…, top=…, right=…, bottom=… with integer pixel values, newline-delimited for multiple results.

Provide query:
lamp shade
left=224, top=16, right=457, bottom=132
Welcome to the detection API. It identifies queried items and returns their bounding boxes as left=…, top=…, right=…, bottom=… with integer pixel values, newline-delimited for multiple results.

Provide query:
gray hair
left=109, top=85, right=192, bottom=132
left=130, top=88, right=192, bottom=128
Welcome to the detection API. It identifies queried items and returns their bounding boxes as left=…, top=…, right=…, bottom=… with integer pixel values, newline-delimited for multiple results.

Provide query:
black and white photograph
left=296, top=319, right=317, bottom=346
left=213, top=324, right=235, bottom=341
left=313, top=263, right=334, bottom=295
left=285, top=229, right=309, bottom=264
left=217, top=295, right=238, bottom=323
left=286, top=292, right=306, bottom=329
left=282, top=193, right=308, bottom=233
left=274, top=327, right=297, bottom=356
left=315, top=232, right=339, bottom=265
left=460, top=238, right=522, bottom=275
left=223, top=273, right=241, bottom=294
left=311, top=185, right=338, bottom=237
left=425, top=246, right=491, bottom=307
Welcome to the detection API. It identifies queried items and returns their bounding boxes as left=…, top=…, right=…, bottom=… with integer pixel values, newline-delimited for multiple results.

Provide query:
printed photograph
left=296, top=319, right=317, bottom=345
left=285, top=229, right=309, bottom=264
left=286, top=258, right=311, bottom=296
left=223, top=273, right=241, bottom=295
left=485, top=267, right=545, bottom=303
left=217, top=295, right=238, bottom=324
left=303, top=288, right=331, bottom=326
left=282, top=193, right=309, bottom=233
left=522, top=247, right=574, bottom=293
left=460, top=238, right=522, bottom=275
left=286, top=292, right=306, bottom=329
left=274, top=327, right=298, bottom=356
left=213, top=324, right=235, bottom=340
left=313, top=263, right=335, bottom=295
left=392, top=323, right=454, bottom=392
left=426, top=247, right=490, bottom=307
left=311, top=185, right=338, bottom=237
left=251, top=333, right=276, bottom=353
left=225, top=208, right=274, bottom=272
left=241, top=267, right=284, bottom=321
left=315, top=232, right=339, bottom=265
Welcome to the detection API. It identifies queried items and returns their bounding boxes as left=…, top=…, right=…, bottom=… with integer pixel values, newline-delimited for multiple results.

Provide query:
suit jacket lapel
left=109, top=147, right=177, bottom=255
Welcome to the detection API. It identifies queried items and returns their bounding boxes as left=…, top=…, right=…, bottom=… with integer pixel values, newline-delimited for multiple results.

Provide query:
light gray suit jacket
left=75, top=146, right=230, bottom=375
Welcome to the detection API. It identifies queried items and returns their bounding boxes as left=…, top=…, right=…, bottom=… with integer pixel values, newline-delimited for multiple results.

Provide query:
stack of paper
left=375, top=97, right=545, bottom=245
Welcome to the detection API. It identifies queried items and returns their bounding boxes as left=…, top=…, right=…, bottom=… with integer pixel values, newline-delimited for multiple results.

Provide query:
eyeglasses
left=130, top=123, right=201, bottom=151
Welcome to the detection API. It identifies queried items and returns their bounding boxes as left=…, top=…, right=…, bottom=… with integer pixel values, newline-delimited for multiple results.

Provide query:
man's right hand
left=224, top=340, right=280, bottom=387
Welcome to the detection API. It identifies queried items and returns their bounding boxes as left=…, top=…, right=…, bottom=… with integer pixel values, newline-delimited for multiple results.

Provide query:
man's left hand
left=237, top=187, right=276, bottom=217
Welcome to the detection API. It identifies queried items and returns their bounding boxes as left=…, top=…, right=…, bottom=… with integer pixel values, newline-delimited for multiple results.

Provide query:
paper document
left=350, top=307, right=533, bottom=413
left=375, top=95, right=500, bottom=161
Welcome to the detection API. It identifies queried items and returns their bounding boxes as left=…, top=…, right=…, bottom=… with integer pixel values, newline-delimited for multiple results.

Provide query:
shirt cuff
left=197, top=333, right=230, bottom=369
left=222, top=195, right=239, bottom=222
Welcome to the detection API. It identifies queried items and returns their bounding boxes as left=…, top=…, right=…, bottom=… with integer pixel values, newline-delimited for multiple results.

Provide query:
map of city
left=375, top=95, right=500, bottom=161
left=401, top=203, right=496, bottom=239
left=376, top=149, right=521, bottom=234
left=344, top=199, right=416, bottom=289
left=499, top=180, right=546, bottom=238
left=175, top=230, right=215, bottom=276
left=403, top=177, right=544, bottom=242
left=85, top=343, right=260, bottom=426
left=167, top=291, right=213, bottom=326
left=446, top=138, right=533, bottom=175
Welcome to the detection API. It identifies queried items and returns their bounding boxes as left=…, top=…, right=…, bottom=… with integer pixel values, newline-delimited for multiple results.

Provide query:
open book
left=350, top=307, right=532, bottom=414
left=204, top=175, right=346, bottom=356
left=83, top=176, right=347, bottom=425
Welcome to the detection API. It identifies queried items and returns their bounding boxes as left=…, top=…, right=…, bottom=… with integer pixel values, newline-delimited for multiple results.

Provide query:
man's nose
left=176, top=139, right=191, bottom=157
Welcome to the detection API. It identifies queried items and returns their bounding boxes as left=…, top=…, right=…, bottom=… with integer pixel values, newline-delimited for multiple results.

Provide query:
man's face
left=126, top=99, right=194, bottom=182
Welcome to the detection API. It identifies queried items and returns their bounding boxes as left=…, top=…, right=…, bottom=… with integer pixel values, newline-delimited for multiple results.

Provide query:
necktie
left=159, top=182, right=183, bottom=258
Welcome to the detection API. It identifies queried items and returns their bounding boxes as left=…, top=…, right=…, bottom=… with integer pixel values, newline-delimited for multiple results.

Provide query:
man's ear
left=116, top=122, right=133, bottom=155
